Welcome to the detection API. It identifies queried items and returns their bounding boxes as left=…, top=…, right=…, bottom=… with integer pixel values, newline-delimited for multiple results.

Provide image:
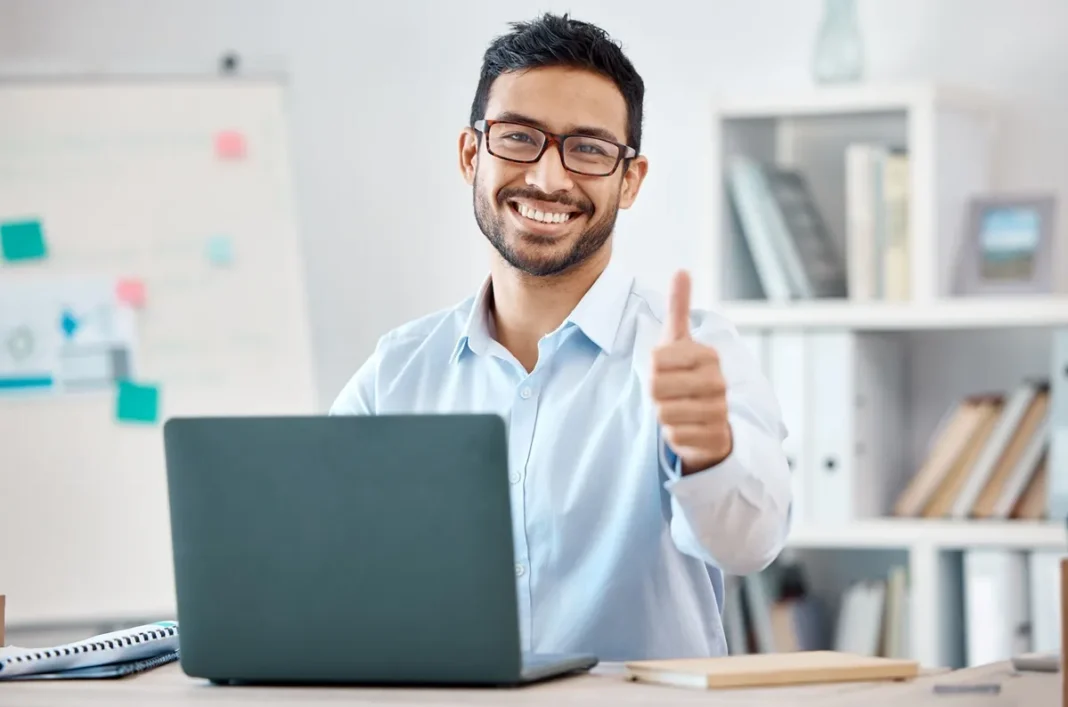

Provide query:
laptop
left=162, top=413, right=598, bottom=686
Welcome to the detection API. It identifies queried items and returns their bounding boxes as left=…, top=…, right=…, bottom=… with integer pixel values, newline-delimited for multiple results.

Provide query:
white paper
left=0, top=276, right=137, bottom=396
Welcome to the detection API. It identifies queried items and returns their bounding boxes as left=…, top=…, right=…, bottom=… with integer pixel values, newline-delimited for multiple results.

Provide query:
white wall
left=2, top=0, right=1066, bottom=407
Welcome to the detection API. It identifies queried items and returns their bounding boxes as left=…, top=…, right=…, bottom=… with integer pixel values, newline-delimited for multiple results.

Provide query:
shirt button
left=519, top=387, right=532, bottom=399
left=515, top=563, right=526, bottom=577
left=509, top=472, right=522, bottom=485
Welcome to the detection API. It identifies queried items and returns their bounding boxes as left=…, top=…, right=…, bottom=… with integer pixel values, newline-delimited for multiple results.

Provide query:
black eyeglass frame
left=472, top=118, right=638, bottom=177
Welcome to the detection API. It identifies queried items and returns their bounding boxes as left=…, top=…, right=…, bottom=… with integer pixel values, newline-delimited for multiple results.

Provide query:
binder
left=805, top=331, right=908, bottom=524
left=767, top=331, right=809, bottom=530
left=1050, top=329, right=1068, bottom=519
left=738, top=329, right=769, bottom=376
left=1028, top=550, right=1065, bottom=654
left=963, top=550, right=1031, bottom=667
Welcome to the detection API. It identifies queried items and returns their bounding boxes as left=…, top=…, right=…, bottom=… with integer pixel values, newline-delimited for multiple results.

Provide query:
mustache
left=497, top=186, right=593, bottom=215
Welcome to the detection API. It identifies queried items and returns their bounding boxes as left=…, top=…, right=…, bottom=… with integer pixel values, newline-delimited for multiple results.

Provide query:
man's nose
left=525, top=142, right=574, bottom=194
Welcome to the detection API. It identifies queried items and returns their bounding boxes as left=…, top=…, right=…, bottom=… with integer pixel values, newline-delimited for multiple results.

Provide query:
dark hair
left=469, top=13, right=645, bottom=154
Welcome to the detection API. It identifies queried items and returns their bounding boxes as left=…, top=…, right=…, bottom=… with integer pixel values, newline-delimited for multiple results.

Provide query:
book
left=0, top=621, right=178, bottom=680
left=625, top=651, right=919, bottom=690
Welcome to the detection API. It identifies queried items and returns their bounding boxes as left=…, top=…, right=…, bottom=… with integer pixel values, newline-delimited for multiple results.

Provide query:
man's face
left=459, top=66, right=648, bottom=277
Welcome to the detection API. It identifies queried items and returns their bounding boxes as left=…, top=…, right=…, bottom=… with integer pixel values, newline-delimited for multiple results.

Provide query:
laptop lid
left=163, top=414, right=523, bottom=685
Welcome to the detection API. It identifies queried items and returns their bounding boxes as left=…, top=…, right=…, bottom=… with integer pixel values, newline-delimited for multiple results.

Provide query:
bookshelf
left=787, top=518, right=1066, bottom=550
left=708, top=81, right=1068, bottom=671
left=722, top=296, right=1068, bottom=331
left=705, top=80, right=999, bottom=307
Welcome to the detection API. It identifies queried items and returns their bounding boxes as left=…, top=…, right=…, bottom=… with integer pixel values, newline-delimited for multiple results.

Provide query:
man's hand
left=651, top=270, right=732, bottom=474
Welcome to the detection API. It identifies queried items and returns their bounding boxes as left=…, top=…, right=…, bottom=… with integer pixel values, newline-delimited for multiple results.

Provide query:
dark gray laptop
left=162, top=414, right=597, bottom=686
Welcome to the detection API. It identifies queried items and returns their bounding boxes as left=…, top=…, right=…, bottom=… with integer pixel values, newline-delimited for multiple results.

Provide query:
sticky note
left=1, top=219, right=48, bottom=262
left=215, top=129, right=246, bottom=159
left=205, top=235, right=234, bottom=266
left=115, top=380, right=160, bottom=424
left=116, top=278, right=146, bottom=308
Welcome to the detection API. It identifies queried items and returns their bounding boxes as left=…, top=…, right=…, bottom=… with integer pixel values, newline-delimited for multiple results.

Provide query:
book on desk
left=0, top=620, right=179, bottom=680
left=625, top=650, right=920, bottom=690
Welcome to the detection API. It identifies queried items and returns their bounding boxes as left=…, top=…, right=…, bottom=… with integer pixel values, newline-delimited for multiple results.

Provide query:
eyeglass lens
left=487, top=122, right=620, bottom=175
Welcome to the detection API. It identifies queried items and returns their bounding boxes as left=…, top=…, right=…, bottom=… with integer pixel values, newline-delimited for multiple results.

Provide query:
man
left=331, top=13, right=791, bottom=661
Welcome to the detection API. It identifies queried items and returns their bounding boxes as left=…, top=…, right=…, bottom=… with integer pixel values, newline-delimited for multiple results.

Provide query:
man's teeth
left=516, top=203, right=574, bottom=224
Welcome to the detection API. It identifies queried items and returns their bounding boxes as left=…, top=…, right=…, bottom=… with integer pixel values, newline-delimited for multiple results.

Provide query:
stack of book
left=893, top=379, right=1050, bottom=520
left=726, top=143, right=909, bottom=302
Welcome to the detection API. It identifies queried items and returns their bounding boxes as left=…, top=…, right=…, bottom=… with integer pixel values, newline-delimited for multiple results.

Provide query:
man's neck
left=488, top=250, right=610, bottom=373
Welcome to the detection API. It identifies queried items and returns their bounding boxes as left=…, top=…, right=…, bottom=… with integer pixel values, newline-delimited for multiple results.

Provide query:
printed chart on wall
left=0, top=277, right=138, bottom=397
left=0, top=78, right=317, bottom=625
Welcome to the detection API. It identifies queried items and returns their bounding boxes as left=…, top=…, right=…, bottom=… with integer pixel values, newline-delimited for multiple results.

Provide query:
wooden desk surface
left=0, top=659, right=1058, bottom=706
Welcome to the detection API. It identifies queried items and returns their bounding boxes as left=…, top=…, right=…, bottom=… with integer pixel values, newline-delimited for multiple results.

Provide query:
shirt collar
left=449, top=258, right=634, bottom=364
left=450, top=275, right=495, bottom=363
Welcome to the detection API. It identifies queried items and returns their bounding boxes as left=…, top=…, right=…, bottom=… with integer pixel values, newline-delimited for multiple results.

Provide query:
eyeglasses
left=473, top=119, right=637, bottom=177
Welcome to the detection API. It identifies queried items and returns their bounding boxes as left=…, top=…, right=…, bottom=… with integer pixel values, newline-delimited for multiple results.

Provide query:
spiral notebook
left=0, top=621, right=179, bottom=680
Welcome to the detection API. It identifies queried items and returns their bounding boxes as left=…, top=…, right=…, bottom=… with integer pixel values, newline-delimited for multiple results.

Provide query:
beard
left=473, top=173, right=619, bottom=278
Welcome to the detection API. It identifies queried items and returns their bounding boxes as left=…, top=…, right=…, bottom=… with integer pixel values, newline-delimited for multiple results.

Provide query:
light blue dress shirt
left=330, top=258, right=792, bottom=661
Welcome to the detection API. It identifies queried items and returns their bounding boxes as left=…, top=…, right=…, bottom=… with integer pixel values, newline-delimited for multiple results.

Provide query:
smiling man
left=330, top=13, right=792, bottom=661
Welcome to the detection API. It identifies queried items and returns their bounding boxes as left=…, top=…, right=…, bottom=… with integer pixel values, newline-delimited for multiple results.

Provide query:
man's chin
left=494, top=239, right=577, bottom=277
left=514, top=229, right=570, bottom=247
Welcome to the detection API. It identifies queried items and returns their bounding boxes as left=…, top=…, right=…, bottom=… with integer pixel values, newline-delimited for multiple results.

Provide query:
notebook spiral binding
left=0, top=624, right=178, bottom=667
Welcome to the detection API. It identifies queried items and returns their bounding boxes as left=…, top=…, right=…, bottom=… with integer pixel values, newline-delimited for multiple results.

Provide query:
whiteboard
left=0, top=78, right=317, bottom=625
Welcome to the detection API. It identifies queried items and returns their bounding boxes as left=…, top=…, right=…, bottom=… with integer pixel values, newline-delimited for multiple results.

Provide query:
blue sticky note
left=1, top=219, right=48, bottom=262
left=205, top=235, right=234, bottom=266
left=115, top=380, right=160, bottom=424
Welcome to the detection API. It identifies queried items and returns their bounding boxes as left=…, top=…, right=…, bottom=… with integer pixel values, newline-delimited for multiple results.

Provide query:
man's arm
left=651, top=272, right=791, bottom=576
left=659, top=382, right=791, bottom=576
left=328, top=342, right=381, bottom=415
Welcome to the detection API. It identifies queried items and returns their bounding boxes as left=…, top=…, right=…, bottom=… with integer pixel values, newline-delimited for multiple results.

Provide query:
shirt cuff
left=653, top=418, right=781, bottom=512
left=657, top=427, right=732, bottom=481
left=657, top=430, right=684, bottom=481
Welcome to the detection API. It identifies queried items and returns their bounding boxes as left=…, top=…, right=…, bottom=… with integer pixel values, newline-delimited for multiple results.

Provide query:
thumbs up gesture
left=651, top=270, right=732, bottom=474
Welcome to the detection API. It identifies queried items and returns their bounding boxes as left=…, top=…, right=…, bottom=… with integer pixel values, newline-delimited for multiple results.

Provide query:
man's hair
left=468, top=13, right=645, bottom=153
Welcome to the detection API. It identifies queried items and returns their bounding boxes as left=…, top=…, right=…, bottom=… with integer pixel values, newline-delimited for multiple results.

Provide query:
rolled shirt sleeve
left=658, top=321, right=793, bottom=576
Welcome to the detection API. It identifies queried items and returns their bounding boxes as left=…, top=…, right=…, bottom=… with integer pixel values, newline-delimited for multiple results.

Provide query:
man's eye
left=503, top=132, right=535, bottom=143
left=575, top=143, right=608, bottom=156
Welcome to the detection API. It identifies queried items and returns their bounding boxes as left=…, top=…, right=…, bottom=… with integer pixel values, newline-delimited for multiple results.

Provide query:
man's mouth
left=507, top=199, right=585, bottom=228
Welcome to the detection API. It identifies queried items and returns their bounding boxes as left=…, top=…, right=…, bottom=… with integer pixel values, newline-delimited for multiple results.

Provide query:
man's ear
left=459, top=128, right=479, bottom=185
left=618, top=155, right=649, bottom=209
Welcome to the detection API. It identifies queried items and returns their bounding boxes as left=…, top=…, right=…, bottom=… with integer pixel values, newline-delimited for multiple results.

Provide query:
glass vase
left=812, top=0, right=864, bottom=84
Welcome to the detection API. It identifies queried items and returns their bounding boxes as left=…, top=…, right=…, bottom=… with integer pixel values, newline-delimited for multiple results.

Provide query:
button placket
left=507, top=370, right=540, bottom=650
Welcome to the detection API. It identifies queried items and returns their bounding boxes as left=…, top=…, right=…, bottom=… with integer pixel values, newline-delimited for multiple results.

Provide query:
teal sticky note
left=1, top=219, right=48, bottom=262
left=205, top=235, right=234, bottom=266
left=115, top=380, right=160, bottom=424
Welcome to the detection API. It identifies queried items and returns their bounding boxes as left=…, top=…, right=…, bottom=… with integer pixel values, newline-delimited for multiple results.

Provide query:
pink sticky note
left=116, top=278, right=146, bottom=308
left=214, top=129, right=246, bottom=159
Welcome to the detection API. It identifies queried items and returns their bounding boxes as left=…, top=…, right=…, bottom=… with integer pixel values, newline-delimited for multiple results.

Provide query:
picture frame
left=953, top=194, right=1058, bottom=296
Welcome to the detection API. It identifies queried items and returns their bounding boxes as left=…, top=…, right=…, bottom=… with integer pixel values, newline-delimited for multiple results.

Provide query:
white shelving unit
left=707, top=81, right=1068, bottom=670
left=704, top=81, right=1000, bottom=308
left=721, top=296, right=1068, bottom=331
left=788, top=518, right=1066, bottom=550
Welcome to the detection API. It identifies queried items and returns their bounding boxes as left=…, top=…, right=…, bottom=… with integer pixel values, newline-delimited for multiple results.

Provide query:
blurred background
left=0, top=0, right=1065, bottom=671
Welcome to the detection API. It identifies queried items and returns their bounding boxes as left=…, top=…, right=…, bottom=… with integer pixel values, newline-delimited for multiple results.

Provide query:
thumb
left=663, top=270, right=692, bottom=342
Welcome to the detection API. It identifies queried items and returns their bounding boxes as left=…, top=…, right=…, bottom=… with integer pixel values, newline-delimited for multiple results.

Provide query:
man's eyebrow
left=493, top=111, right=623, bottom=144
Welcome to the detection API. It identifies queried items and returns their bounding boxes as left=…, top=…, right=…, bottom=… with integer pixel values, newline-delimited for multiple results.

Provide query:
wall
left=1, top=0, right=1066, bottom=408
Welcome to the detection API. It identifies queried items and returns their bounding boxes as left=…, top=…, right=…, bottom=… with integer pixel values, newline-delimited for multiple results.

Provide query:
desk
left=0, top=660, right=1058, bottom=706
